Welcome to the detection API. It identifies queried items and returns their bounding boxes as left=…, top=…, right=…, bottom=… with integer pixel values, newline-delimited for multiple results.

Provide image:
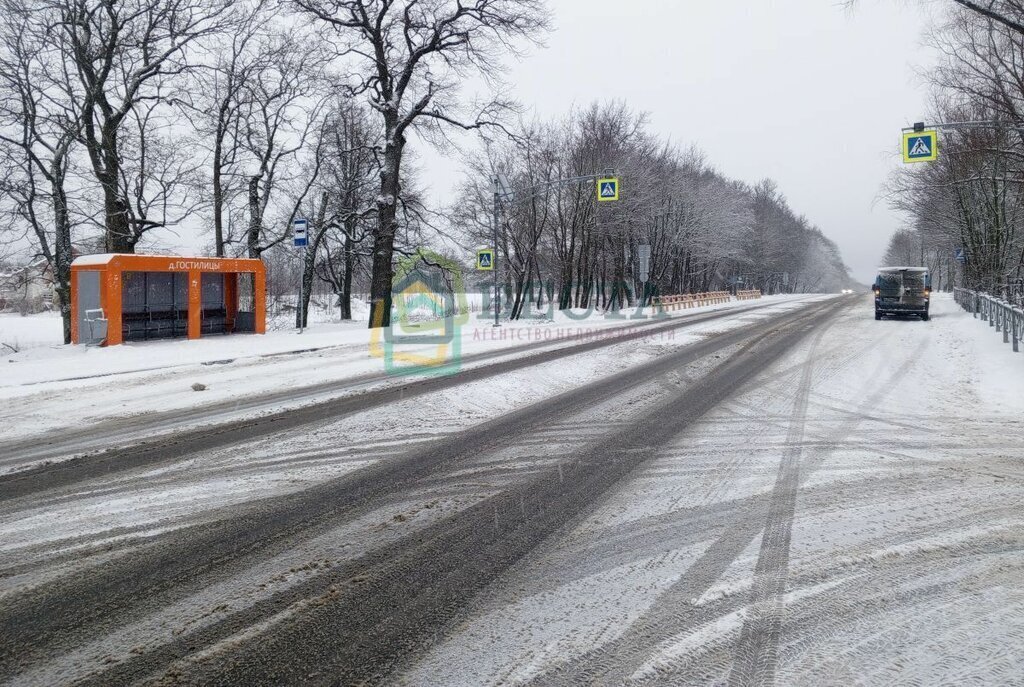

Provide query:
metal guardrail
left=653, top=292, right=731, bottom=311
left=954, top=287, right=1024, bottom=353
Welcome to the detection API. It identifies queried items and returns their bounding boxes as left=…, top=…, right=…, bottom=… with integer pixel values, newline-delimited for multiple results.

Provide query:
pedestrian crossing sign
left=903, top=130, right=938, bottom=163
left=597, top=177, right=619, bottom=202
left=477, top=249, right=494, bottom=271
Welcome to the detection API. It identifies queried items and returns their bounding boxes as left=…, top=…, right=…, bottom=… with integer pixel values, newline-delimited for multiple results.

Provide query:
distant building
left=0, top=259, right=56, bottom=313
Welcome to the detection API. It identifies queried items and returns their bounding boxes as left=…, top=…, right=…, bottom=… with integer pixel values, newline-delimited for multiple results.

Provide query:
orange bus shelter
left=71, top=254, right=266, bottom=346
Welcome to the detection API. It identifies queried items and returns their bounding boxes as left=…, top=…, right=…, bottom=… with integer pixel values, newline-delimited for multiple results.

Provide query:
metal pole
left=493, top=177, right=500, bottom=328
left=298, top=244, right=306, bottom=334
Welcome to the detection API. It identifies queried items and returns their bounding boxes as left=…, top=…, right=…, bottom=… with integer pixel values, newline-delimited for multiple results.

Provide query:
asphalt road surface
left=2, top=295, right=1022, bottom=686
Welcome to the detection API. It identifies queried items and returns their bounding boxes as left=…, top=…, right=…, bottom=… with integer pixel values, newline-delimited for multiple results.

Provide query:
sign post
left=637, top=243, right=651, bottom=305
left=294, top=218, right=309, bottom=333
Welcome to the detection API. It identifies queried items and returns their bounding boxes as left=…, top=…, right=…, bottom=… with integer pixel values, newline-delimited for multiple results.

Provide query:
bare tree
left=0, top=0, right=82, bottom=343
left=886, top=6, right=1024, bottom=294
left=55, top=0, right=231, bottom=252
left=186, top=0, right=275, bottom=257
left=315, top=101, right=380, bottom=320
left=293, top=0, right=551, bottom=328
left=950, top=0, right=1024, bottom=34
left=453, top=99, right=850, bottom=318
left=209, top=32, right=333, bottom=261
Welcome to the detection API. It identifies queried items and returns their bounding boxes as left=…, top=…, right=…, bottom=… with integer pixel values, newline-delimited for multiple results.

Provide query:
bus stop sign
left=293, top=218, right=309, bottom=247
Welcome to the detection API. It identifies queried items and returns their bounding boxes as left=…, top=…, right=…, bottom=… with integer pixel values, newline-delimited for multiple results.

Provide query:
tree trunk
left=368, top=228, right=395, bottom=328
left=101, top=126, right=133, bottom=253
left=213, top=136, right=226, bottom=257
left=341, top=222, right=355, bottom=320
left=367, top=136, right=403, bottom=329
left=52, top=163, right=73, bottom=344
left=247, top=176, right=262, bottom=259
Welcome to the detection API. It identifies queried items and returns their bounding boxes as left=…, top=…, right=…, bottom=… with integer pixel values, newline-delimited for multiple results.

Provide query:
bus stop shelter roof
left=71, top=254, right=265, bottom=273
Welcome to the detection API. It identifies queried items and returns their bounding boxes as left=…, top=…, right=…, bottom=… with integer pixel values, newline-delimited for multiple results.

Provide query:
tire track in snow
left=523, top=327, right=828, bottom=687
left=0, top=301, right=841, bottom=685
left=633, top=351, right=931, bottom=685
left=630, top=518, right=1024, bottom=686
left=725, top=328, right=820, bottom=687
left=525, top=314, right=922, bottom=686
left=0, top=299, right=790, bottom=487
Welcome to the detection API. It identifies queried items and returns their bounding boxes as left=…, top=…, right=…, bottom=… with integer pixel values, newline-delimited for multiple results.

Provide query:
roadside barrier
left=954, top=287, right=1024, bottom=353
left=653, top=291, right=731, bottom=311
left=736, top=289, right=762, bottom=301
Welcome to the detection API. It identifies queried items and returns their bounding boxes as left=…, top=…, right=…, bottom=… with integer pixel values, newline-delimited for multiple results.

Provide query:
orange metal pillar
left=254, top=269, right=267, bottom=334
left=188, top=270, right=202, bottom=340
left=106, top=267, right=124, bottom=346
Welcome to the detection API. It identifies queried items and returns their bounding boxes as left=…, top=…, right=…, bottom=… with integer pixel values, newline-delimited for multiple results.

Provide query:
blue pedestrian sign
left=955, top=247, right=967, bottom=264
left=902, top=129, right=938, bottom=163
left=597, top=177, right=619, bottom=202
left=293, top=218, right=308, bottom=248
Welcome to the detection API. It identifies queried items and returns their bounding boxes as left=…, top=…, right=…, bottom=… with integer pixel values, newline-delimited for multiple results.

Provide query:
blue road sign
left=293, top=218, right=308, bottom=248
left=597, top=177, right=619, bottom=202
left=955, top=248, right=967, bottom=264
left=477, top=249, right=494, bottom=270
left=903, top=130, right=938, bottom=163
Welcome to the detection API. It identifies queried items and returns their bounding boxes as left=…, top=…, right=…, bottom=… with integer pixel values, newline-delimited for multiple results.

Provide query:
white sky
left=418, top=0, right=940, bottom=283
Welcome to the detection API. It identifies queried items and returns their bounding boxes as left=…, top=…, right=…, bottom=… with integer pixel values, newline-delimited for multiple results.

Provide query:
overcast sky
left=418, top=0, right=941, bottom=283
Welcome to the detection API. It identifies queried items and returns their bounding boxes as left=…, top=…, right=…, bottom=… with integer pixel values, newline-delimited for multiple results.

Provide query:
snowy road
left=1, top=294, right=1023, bottom=686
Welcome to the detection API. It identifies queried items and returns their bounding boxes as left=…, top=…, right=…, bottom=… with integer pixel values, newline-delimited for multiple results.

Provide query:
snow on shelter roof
left=71, top=254, right=263, bottom=270
left=877, top=266, right=928, bottom=273
left=71, top=253, right=119, bottom=266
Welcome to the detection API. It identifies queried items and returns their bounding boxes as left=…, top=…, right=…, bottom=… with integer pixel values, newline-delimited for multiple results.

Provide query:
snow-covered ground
left=3, top=294, right=1022, bottom=685
left=0, top=294, right=810, bottom=448
left=397, top=293, right=1024, bottom=685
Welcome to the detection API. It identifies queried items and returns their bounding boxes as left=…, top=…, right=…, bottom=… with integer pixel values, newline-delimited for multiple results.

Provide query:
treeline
left=886, top=2, right=1024, bottom=302
left=453, top=102, right=853, bottom=319
left=0, top=0, right=549, bottom=341
left=0, top=0, right=851, bottom=343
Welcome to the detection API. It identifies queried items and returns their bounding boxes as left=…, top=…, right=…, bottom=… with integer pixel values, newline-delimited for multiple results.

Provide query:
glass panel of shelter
left=201, top=272, right=227, bottom=335
left=235, top=272, right=256, bottom=333
left=122, top=271, right=190, bottom=341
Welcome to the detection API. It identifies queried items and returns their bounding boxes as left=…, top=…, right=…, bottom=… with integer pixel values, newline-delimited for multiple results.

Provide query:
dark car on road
left=874, top=267, right=931, bottom=320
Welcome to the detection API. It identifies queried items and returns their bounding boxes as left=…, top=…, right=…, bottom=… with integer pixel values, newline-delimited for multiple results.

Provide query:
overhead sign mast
left=901, top=119, right=1024, bottom=164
